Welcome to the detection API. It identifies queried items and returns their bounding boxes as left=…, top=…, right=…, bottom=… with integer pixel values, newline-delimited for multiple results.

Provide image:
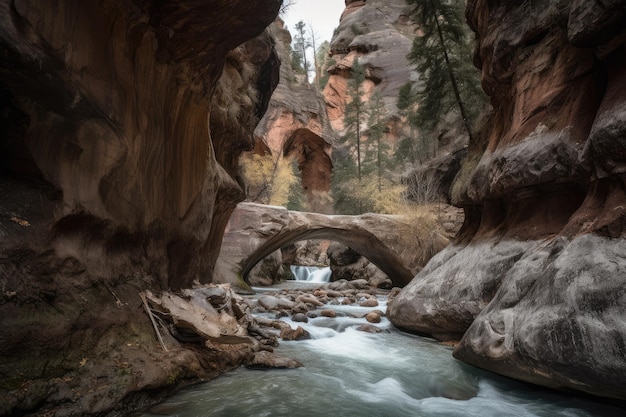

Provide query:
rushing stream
left=141, top=285, right=625, bottom=417
left=290, top=265, right=332, bottom=282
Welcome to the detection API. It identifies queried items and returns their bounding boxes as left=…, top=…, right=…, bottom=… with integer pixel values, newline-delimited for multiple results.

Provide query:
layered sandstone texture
left=324, top=0, right=416, bottom=135
left=388, top=0, right=626, bottom=400
left=0, top=0, right=280, bottom=415
left=252, top=20, right=335, bottom=206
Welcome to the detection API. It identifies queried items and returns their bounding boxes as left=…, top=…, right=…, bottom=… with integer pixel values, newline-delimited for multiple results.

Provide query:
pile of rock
left=246, top=279, right=389, bottom=337
left=142, top=284, right=301, bottom=370
left=143, top=280, right=391, bottom=371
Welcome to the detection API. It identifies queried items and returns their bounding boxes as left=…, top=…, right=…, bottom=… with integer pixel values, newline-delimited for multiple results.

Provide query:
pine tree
left=286, top=159, right=306, bottom=211
left=405, top=0, right=485, bottom=143
left=343, top=58, right=367, bottom=180
left=365, top=91, right=389, bottom=192
left=395, top=82, right=420, bottom=164
left=330, top=146, right=361, bottom=214
left=293, top=21, right=311, bottom=81
left=290, top=45, right=304, bottom=74
left=316, top=41, right=333, bottom=89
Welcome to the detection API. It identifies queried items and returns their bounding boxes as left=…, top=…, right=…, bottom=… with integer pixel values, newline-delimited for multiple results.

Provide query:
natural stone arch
left=241, top=227, right=413, bottom=287
left=213, top=203, right=453, bottom=290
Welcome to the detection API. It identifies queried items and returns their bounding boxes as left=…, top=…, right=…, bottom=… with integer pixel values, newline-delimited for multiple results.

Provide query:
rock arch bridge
left=213, top=203, right=450, bottom=289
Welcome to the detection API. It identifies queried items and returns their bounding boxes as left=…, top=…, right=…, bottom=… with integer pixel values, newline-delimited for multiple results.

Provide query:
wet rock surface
left=246, top=351, right=303, bottom=370
left=389, top=0, right=626, bottom=401
left=0, top=0, right=282, bottom=415
left=247, top=280, right=389, bottom=343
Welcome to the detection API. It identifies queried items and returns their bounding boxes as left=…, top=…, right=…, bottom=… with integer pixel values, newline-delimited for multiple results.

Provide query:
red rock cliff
left=0, top=0, right=280, bottom=414
left=252, top=20, right=336, bottom=210
left=389, top=0, right=626, bottom=400
left=0, top=0, right=280, bottom=289
left=324, top=0, right=416, bottom=142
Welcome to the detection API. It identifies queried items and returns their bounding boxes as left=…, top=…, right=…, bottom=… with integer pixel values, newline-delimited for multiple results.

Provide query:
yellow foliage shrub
left=239, top=153, right=301, bottom=207
left=268, top=157, right=299, bottom=207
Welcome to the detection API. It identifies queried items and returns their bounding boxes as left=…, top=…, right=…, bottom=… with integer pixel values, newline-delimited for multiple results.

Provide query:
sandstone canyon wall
left=0, top=0, right=280, bottom=414
left=251, top=20, right=336, bottom=209
left=324, top=0, right=416, bottom=140
left=326, top=0, right=470, bottom=205
left=389, top=0, right=626, bottom=401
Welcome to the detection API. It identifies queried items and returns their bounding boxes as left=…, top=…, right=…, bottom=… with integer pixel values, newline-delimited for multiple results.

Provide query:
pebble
left=359, top=299, right=379, bottom=307
left=296, top=294, right=323, bottom=306
left=320, top=309, right=337, bottom=318
left=356, top=324, right=382, bottom=333
left=365, top=311, right=381, bottom=323
left=292, top=313, right=309, bottom=323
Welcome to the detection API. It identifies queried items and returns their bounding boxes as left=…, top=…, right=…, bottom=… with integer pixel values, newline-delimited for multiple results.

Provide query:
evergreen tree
left=405, top=0, right=485, bottom=143
left=343, top=58, right=367, bottom=180
left=330, top=146, right=361, bottom=214
left=316, top=41, right=333, bottom=89
left=397, top=81, right=437, bottom=164
left=365, top=92, right=389, bottom=192
left=396, top=82, right=415, bottom=113
left=293, top=20, right=311, bottom=80
left=286, top=159, right=306, bottom=211
left=290, top=45, right=304, bottom=74
left=395, top=82, right=420, bottom=164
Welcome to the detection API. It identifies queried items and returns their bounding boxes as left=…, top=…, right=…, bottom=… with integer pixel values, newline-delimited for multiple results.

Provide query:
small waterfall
left=290, top=265, right=331, bottom=282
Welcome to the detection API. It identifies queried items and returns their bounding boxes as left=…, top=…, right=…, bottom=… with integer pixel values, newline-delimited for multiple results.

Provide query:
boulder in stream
left=246, top=351, right=303, bottom=370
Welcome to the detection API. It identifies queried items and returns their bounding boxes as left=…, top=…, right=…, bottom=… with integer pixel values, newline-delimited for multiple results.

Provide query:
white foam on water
left=346, top=376, right=420, bottom=404
left=141, top=290, right=626, bottom=417
left=290, top=265, right=331, bottom=282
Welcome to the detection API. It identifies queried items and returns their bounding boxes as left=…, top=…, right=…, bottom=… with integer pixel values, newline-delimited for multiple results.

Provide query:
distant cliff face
left=389, top=0, right=626, bottom=401
left=324, top=0, right=415, bottom=138
left=251, top=20, right=335, bottom=208
left=0, top=0, right=280, bottom=414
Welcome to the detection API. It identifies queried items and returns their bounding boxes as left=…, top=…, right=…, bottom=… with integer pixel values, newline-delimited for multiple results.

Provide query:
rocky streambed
left=141, top=281, right=626, bottom=417
left=142, top=279, right=394, bottom=373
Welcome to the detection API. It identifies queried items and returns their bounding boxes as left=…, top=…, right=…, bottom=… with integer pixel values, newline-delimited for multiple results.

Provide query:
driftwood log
left=143, top=285, right=251, bottom=345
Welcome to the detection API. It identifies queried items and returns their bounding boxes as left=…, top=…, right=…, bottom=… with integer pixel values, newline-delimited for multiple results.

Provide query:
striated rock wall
left=252, top=20, right=335, bottom=206
left=0, top=0, right=280, bottom=414
left=324, top=0, right=415, bottom=138
left=0, top=0, right=280, bottom=289
left=389, top=0, right=626, bottom=400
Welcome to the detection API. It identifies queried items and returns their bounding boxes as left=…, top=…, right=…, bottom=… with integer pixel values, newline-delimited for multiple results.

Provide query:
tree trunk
left=356, top=102, right=362, bottom=181
left=432, top=6, right=474, bottom=143
left=377, top=135, right=382, bottom=192
left=309, top=24, right=320, bottom=88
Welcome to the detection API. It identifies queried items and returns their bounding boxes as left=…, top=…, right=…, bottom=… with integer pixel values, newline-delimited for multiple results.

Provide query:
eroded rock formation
left=0, top=0, right=281, bottom=415
left=388, top=0, right=626, bottom=401
left=252, top=20, right=335, bottom=208
left=324, top=0, right=415, bottom=136
left=213, top=202, right=458, bottom=289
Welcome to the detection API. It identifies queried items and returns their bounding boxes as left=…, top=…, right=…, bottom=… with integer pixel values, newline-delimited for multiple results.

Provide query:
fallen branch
left=140, top=292, right=168, bottom=352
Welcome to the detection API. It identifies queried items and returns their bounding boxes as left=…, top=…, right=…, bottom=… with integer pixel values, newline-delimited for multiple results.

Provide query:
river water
left=141, top=286, right=625, bottom=417
left=290, top=265, right=332, bottom=282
